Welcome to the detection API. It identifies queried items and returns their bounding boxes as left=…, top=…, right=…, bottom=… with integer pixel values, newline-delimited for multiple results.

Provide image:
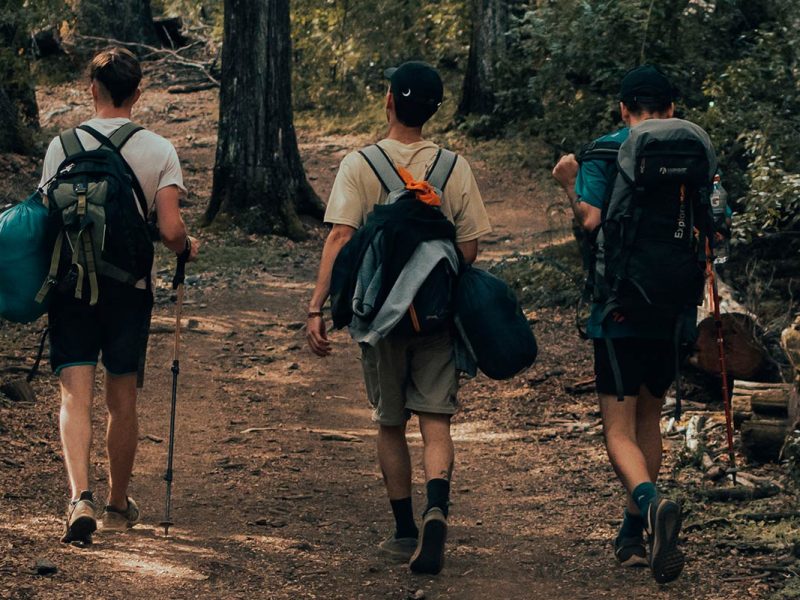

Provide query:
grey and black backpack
left=36, top=122, right=154, bottom=306
left=585, top=118, right=719, bottom=406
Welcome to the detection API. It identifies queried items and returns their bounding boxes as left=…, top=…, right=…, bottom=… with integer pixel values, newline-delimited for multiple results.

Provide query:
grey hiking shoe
left=614, top=535, right=648, bottom=567
left=409, top=508, right=447, bottom=575
left=646, top=497, right=684, bottom=584
left=102, top=497, right=140, bottom=531
left=379, top=536, right=418, bottom=561
left=61, top=491, right=97, bottom=545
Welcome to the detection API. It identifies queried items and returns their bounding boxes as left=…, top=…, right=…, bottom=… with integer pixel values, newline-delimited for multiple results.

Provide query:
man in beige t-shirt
left=307, top=62, right=490, bottom=575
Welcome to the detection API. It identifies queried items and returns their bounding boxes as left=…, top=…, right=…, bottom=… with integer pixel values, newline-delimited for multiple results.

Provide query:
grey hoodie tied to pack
left=348, top=235, right=459, bottom=346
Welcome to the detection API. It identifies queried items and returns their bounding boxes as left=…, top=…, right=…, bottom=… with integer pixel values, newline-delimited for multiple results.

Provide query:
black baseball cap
left=384, top=61, right=444, bottom=126
left=619, top=64, right=675, bottom=104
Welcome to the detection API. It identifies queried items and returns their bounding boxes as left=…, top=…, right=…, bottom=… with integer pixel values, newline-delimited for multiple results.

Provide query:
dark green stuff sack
left=454, top=266, right=537, bottom=380
left=0, top=193, right=50, bottom=323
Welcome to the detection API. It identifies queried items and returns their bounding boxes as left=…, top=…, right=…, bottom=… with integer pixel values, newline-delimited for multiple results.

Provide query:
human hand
left=306, top=313, right=331, bottom=357
left=552, top=154, right=579, bottom=190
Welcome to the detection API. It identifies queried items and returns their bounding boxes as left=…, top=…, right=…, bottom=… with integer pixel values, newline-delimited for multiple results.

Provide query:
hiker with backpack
left=552, top=65, right=727, bottom=584
left=37, top=48, right=200, bottom=545
left=306, top=61, right=491, bottom=575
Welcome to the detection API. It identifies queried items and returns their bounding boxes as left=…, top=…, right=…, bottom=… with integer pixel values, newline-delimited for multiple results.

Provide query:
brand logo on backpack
left=660, top=166, right=689, bottom=176
left=674, top=184, right=687, bottom=239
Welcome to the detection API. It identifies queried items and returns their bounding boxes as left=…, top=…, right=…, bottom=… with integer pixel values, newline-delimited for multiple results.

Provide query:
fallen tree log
left=741, top=418, right=791, bottom=462
left=700, top=483, right=781, bottom=502
left=692, top=313, right=780, bottom=381
left=732, top=382, right=794, bottom=426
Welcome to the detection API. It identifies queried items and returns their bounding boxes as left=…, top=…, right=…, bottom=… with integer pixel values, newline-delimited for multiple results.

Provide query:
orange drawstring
left=396, top=166, right=441, bottom=207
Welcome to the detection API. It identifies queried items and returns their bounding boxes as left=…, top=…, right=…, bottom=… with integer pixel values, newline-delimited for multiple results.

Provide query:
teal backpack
left=0, top=192, right=50, bottom=323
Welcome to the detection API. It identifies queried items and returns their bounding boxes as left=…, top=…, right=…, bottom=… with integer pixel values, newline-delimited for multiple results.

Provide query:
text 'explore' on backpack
left=358, top=144, right=459, bottom=336
left=593, top=118, right=717, bottom=325
left=0, top=193, right=50, bottom=323
left=455, top=266, right=537, bottom=380
left=36, top=122, right=154, bottom=307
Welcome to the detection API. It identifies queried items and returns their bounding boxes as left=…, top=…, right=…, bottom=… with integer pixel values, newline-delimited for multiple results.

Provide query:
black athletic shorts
left=48, top=278, right=153, bottom=378
left=593, top=337, right=676, bottom=398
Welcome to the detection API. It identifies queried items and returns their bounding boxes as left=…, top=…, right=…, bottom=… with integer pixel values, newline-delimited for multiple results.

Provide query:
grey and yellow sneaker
left=646, top=497, right=684, bottom=584
left=614, top=535, right=648, bottom=567
left=379, top=535, right=418, bottom=561
left=102, top=497, right=140, bottom=531
left=61, top=490, right=97, bottom=545
left=409, top=508, right=447, bottom=575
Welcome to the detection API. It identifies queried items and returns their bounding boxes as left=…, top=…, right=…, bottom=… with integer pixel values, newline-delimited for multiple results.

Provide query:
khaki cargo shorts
left=361, top=330, right=459, bottom=426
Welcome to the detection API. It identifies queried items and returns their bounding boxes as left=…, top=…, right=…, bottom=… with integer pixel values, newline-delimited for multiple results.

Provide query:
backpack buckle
left=73, top=182, right=88, bottom=195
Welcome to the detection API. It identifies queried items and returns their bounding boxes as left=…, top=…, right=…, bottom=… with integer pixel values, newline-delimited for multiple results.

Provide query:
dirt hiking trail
left=0, top=80, right=782, bottom=600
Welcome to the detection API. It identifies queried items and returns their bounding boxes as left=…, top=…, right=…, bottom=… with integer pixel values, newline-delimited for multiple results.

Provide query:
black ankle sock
left=390, top=497, right=418, bottom=539
left=425, top=479, right=450, bottom=517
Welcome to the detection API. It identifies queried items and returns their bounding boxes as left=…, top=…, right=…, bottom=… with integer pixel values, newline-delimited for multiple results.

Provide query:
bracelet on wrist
left=307, top=310, right=323, bottom=319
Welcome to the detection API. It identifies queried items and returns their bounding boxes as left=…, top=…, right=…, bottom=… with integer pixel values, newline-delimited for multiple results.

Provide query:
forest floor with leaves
left=0, top=74, right=798, bottom=600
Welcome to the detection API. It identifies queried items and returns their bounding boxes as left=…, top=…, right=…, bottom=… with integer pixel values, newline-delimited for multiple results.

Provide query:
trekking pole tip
left=159, top=520, right=173, bottom=536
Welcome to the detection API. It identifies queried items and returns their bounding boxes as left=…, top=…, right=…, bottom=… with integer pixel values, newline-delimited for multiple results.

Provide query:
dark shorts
left=48, top=278, right=153, bottom=379
left=593, top=338, right=676, bottom=398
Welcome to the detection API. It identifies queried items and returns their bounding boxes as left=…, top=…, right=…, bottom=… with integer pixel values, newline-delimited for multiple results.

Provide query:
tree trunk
left=0, top=88, right=22, bottom=153
left=0, top=19, right=39, bottom=154
left=72, top=0, right=159, bottom=45
left=204, top=0, right=323, bottom=239
left=458, top=0, right=511, bottom=116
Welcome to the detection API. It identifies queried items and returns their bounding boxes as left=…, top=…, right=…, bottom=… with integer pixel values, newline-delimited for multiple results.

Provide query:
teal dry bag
left=0, top=193, right=50, bottom=323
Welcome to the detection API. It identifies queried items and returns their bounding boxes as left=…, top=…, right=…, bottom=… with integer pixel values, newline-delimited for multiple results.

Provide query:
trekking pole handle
left=172, top=238, right=192, bottom=290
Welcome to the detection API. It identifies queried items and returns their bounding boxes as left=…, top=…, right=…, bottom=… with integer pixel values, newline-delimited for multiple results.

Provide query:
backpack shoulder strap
left=425, top=149, right=458, bottom=193
left=59, top=128, right=84, bottom=158
left=77, top=124, right=149, bottom=218
left=108, top=122, right=144, bottom=150
left=358, top=144, right=406, bottom=193
left=577, top=139, right=622, bottom=165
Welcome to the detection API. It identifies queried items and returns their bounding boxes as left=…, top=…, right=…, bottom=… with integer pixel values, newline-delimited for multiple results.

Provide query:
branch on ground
left=69, top=34, right=220, bottom=87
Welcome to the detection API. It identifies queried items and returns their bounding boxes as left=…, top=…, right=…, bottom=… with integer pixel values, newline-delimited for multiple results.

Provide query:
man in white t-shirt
left=38, top=48, right=200, bottom=545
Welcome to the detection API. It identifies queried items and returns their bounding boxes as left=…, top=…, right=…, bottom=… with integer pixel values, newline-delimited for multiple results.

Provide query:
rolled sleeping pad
left=454, top=266, right=537, bottom=380
left=0, top=193, right=50, bottom=323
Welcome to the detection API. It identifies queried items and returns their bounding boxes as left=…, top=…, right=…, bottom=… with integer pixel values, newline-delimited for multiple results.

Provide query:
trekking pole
left=705, top=239, right=737, bottom=485
left=160, top=242, right=191, bottom=536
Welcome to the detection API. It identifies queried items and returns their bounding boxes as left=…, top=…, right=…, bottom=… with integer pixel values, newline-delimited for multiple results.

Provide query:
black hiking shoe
left=61, top=490, right=97, bottom=546
left=614, top=535, right=648, bottom=567
left=646, top=497, right=684, bottom=584
left=409, top=508, right=447, bottom=575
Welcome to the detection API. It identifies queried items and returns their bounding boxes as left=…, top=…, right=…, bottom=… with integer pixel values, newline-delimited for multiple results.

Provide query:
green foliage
left=490, top=242, right=584, bottom=309
left=291, top=0, right=469, bottom=115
